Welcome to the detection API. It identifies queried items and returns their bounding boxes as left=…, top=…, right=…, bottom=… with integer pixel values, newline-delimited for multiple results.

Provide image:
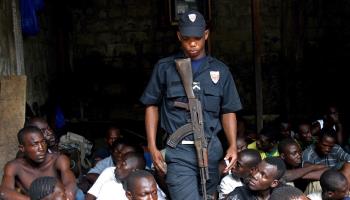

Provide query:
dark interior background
left=17, top=0, right=350, bottom=142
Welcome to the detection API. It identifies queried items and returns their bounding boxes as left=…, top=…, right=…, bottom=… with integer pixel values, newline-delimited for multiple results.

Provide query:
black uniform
left=140, top=54, right=242, bottom=200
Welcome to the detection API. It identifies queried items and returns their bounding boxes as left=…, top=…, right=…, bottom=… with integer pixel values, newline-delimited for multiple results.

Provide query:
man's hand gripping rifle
left=167, top=58, right=210, bottom=200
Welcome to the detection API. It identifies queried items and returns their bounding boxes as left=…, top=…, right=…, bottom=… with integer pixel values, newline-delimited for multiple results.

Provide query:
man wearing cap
left=140, top=10, right=242, bottom=200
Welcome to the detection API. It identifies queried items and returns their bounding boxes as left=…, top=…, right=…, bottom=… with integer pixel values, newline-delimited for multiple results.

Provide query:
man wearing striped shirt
left=302, top=127, right=350, bottom=169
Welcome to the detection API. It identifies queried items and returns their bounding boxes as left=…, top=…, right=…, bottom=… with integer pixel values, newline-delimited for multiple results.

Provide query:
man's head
left=115, top=152, right=146, bottom=182
left=18, top=126, right=47, bottom=164
left=248, top=157, right=286, bottom=192
left=275, top=115, right=293, bottom=139
left=316, top=128, right=336, bottom=156
left=279, top=121, right=293, bottom=138
left=298, top=121, right=313, bottom=143
left=320, top=169, right=349, bottom=200
left=105, top=126, right=121, bottom=148
left=25, top=117, right=56, bottom=148
left=269, top=185, right=308, bottom=200
left=256, top=125, right=278, bottom=152
left=125, top=170, right=158, bottom=200
left=232, top=149, right=261, bottom=181
left=111, top=139, right=144, bottom=164
left=177, top=10, right=208, bottom=60
left=236, top=136, right=247, bottom=153
left=324, top=105, right=339, bottom=125
left=279, top=138, right=302, bottom=168
left=28, top=176, right=67, bottom=200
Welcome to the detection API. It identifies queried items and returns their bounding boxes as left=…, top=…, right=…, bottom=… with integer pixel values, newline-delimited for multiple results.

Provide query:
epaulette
left=157, top=52, right=185, bottom=64
left=208, top=56, right=228, bottom=69
left=157, top=56, right=176, bottom=64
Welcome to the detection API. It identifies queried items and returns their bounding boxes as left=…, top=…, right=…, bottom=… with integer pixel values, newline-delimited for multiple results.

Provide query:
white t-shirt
left=97, top=180, right=127, bottom=200
left=307, top=192, right=322, bottom=200
left=88, top=166, right=167, bottom=200
left=88, top=167, right=116, bottom=197
left=218, top=174, right=243, bottom=200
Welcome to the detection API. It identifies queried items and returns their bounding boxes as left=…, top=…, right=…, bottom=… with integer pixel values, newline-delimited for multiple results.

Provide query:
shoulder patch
left=158, top=56, right=175, bottom=64
left=210, top=71, right=220, bottom=84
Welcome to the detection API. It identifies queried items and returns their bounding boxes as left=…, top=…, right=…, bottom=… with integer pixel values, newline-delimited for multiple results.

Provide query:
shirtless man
left=0, top=126, right=77, bottom=200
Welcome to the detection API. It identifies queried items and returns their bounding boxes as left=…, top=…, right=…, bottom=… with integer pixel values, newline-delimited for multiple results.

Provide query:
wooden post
left=0, top=76, right=27, bottom=179
left=251, top=0, right=263, bottom=132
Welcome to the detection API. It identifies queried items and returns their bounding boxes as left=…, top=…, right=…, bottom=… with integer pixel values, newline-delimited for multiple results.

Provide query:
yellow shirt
left=247, top=141, right=279, bottom=160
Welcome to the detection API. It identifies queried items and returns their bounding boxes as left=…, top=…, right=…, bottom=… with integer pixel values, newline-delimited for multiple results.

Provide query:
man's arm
left=340, top=162, right=350, bottom=185
left=0, top=185, right=29, bottom=200
left=302, top=166, right=328, bottom=180
left=84, top=173, right=99, bottom=184
left=221, top=113, right=238, bottom=173
left=283, top=164, right=327, bottom=182
left=85, top=193, right=96, bottom=200
left=56, top=154, right=77, bottom=200
left=145, top=105, right=166, bottom=173
left=335, top=145, right=350, bottom=162
left=0, top=162, right=29, bottom=200
left=328, top=111, right=344, bottom=145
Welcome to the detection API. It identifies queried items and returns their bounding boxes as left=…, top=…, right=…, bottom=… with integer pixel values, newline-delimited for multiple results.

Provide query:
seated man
left=279, top=138, right=328, bottom=190
left=125, top=170, right=158, bottom=200
left=219, top=136, right=248, bottom=178
left=226, top=157, right=286, bottom=200
left=269, top=185, right=309, bottom=200
left=86, top=152, right=166, bottom=200
left=0, top=126, right=77, bottom=200
left=312, top=105, right=344, bottom=146
left=302, top=128, right=350, bottom=195
left=28, top=176, right=67, bottom=200
left=275, top=116, right=296, bottom=140
left=248, top=125, right=279, bottom=159
left=24, top=117, right=58, bottom=153
left=218, top=149, right=261, bottom=199
left=308, top=169, right=349, bottom=200
left=302, top=128, right=350, bottom=169
left=78, top=139, right=142, bottom=193
left=237, top=136, right=248, bottom=153
left=91, top=125, right=121, bottom=166
left=296, top=120, right=317, bottom=150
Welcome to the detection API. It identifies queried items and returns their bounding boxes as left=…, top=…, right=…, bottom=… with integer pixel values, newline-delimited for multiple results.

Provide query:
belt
left=181, top=137, right=212, bottom=144
left=181, top=140, right=194, bottom=144
left=166, top=132, right=211, bottom=145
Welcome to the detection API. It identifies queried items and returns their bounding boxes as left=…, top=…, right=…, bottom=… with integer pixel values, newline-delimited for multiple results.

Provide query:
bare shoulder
left=57, top=153, right=70, bottom=161
left=46, top=152, right=69, bottom=161
left=54, top=153, right=71, bottom=168
left=3, top=158, right=23, bottom=174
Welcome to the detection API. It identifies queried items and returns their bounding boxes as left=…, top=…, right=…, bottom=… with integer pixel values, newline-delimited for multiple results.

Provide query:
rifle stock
left=175, top=58, right=195, bottom=99
left=170, top=58, right=209, bottom=200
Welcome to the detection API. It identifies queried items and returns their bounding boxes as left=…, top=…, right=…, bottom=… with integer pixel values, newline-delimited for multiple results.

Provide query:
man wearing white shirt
left=218, top=149, right=261, bottom=199
left=86, top=152, right=166, bottom=200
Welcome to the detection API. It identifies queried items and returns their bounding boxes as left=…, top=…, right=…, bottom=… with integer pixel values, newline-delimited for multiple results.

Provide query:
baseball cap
left=178, top=10, right=206, bottom=37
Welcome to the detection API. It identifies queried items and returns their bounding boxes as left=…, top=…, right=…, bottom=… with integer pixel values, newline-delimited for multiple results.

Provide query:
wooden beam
left=251, top=0, right=263, bottom=132
left=0, top=76, right=26, bottom=180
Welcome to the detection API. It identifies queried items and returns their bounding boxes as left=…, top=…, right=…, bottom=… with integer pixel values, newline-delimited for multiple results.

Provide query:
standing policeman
left=140, top=10, right=242, bottom=200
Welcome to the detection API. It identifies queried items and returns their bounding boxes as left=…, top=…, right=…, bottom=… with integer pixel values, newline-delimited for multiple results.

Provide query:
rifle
left=167, top=58, right=209, bottom=200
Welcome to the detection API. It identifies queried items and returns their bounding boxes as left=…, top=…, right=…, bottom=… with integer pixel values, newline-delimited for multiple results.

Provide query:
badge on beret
left=188, top=14, right=197, bottom=22
left=210, top=71, right=220, bottom=84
